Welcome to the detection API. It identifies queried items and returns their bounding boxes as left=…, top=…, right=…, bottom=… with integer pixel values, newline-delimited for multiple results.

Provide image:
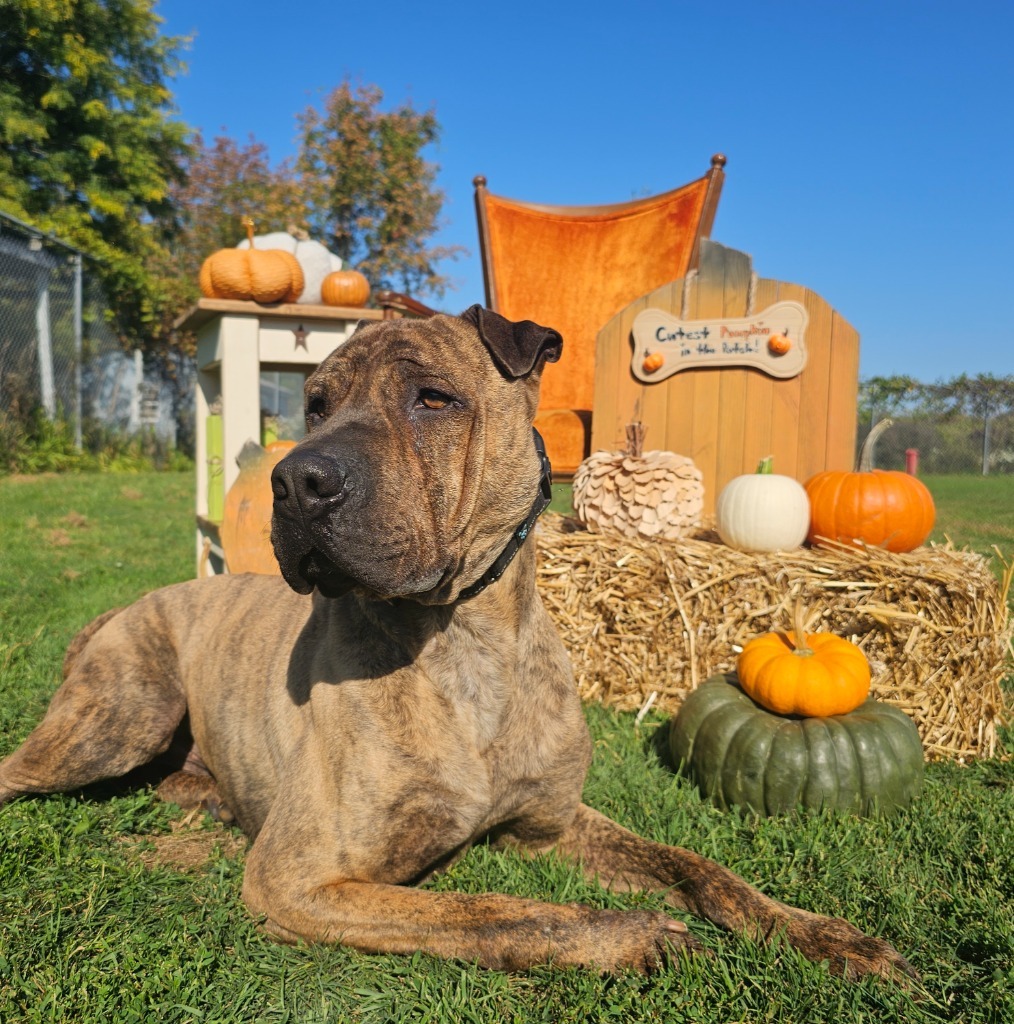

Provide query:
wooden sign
left=631, top=301, right=808, bottom=382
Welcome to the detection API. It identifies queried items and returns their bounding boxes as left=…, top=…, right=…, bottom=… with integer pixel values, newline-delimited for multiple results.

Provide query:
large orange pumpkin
left=805, top=418, right=935, bottom=552
left=199, top=218, right=304, bottom=304
left=737, top=605, right=871, bottom=718
left=220, top=439, right=296, bottom=574
left=320, top=269, right=371, bottom=307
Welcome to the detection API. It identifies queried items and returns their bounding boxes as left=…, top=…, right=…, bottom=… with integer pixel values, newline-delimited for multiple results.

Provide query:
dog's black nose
left=272, top=451, right=348, bottom=518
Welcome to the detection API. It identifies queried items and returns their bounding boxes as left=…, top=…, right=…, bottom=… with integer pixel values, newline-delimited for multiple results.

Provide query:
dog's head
left=270, top=306, right=561, bottom=604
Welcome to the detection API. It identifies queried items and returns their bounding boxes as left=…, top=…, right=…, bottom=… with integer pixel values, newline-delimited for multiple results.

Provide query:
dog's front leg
left=544, top=803, right=916, bottom=982
left=242, top=858, right=698, bottom=973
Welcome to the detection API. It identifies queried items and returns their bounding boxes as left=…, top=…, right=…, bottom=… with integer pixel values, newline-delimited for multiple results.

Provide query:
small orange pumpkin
left=805, top=418, right=935, bottom=552
left=767, top=332, right=791, bottom=356
left=199, top=219, right=304, bottom=304
left=642, top=351, right=665, bottom=374
left=321, top=269, right=371, bottom=307
left=737, top=605, right=871, bottom=718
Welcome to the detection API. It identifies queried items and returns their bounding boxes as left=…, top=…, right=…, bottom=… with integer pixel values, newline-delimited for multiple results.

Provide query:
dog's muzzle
left=270, top=449, right=356, bottom=597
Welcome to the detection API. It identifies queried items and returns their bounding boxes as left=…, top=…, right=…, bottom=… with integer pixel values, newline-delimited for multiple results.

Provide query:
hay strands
left=536, top=514, right=1013, bottom=762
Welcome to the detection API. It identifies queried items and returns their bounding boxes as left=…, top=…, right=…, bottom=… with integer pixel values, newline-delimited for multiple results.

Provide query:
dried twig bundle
left=536, top=513, right=1013, bottom=762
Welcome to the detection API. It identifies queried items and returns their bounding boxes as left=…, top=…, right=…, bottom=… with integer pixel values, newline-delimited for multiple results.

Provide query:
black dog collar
left=458, top=428, right=553, bottom=601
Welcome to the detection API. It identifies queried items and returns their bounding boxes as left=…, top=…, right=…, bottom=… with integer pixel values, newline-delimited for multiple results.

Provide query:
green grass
left=2, top=472, right=1013, bottom=1023
left=924, top=474, right=1014, bottom=559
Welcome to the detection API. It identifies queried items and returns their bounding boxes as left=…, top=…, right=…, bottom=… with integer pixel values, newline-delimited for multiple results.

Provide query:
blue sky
left=157, top=0, right=1013, bottom=381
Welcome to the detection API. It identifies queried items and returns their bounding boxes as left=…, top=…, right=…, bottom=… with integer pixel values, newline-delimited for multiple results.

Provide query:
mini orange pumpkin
left=805, top=418, right=935, bottom=552
left=641, top=351, right=665, bottom=374
left=737, top=605, right=871, bottom=718
left=199, top=219, right=304, bottom=304
left=767, top=332, right=791, bottom=356
left=321, top=269, right=371, bottom=307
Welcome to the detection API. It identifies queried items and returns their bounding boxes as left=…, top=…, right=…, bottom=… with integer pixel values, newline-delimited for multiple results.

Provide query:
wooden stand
left=592, top=241, right=859, bottom=514
left=176, top=299, right=384, bottom=575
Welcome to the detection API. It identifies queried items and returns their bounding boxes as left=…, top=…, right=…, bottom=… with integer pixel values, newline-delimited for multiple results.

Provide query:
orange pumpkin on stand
left=321, top=269, right=371, bottom=307
left=199, top=219, right=304, bottom=304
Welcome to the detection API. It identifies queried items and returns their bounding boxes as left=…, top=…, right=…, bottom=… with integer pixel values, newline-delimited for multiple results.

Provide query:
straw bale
left=535, top=513, right=1013, bottom=762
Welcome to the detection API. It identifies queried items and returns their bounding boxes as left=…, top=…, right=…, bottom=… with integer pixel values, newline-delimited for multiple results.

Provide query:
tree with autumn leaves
left=295, top=82, right=460, bottom=299
left=170, top=82, right=461, bottom=328
left=1, top=1, right=458, bottom=355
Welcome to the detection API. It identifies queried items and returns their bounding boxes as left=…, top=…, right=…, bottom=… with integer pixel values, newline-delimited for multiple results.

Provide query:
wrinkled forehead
left=310, top=314, right=484, bottom=385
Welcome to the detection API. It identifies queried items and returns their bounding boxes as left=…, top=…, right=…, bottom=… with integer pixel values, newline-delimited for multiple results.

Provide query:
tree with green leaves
left=858, top=373, right=1014, bottom=474
left=930, top=374, right=1014, bottom=474
left=0, top=0, right=192, bottom=348
left=296, top=81, right=461, bottom=300
left=857, top=375, right=920, bottom=427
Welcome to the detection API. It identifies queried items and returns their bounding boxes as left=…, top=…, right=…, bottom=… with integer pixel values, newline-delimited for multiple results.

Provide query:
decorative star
left=293, top=324, right=309, bottom=351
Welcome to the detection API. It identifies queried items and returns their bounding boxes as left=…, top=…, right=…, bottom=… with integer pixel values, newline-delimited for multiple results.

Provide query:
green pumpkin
left=669, top=674, right=923, bottom=816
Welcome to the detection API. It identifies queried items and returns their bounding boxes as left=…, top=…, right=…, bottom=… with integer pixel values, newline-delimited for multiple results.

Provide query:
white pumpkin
left=716, top=457, right=810, bottom=552
left=237, top=229, right=342, bottom=304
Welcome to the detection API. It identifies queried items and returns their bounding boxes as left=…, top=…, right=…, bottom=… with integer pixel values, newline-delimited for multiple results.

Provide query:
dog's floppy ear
left=461, top=305, right=563, bottom=378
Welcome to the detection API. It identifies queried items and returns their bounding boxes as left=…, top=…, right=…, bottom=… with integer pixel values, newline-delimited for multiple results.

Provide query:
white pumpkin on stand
left=236, top=226, right=342, bottom=304
left=715, top=457, right=810, bottom=552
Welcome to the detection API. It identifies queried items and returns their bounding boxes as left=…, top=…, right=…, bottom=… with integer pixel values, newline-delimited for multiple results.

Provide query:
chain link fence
left=0, top=210, right=193, bottom=458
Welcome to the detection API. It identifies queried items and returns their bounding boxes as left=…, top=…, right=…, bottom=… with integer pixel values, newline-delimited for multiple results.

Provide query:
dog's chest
left=422, top=635, right=513, bottom=753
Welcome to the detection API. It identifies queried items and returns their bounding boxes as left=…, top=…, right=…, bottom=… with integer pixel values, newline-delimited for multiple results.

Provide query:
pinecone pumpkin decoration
left=572, top=423, right=704, bottom=540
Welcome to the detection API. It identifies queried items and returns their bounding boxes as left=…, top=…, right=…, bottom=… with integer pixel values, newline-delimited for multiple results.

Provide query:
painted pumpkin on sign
left=669, top=674, right=924, bottom=816
left=767, top=332, right=792, bottom=355
left=805, top=419, right=935, bottom=552
left=641, top=351, right=665, bottom=374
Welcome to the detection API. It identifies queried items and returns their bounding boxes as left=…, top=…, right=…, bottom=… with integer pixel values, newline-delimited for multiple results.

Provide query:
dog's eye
left=306, top=395, right=327, bottom=425
left=417, top=389, right=454, bottom=411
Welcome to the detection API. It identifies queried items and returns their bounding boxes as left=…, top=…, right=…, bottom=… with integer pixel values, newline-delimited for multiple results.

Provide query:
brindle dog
left=0, top=306, right=913, bottom=979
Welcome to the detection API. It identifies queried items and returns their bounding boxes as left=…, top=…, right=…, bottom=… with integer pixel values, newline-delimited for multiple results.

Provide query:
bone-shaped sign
left=631, top=301, right=809, bottom=382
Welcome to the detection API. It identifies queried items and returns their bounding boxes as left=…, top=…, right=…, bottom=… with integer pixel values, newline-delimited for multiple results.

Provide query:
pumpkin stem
left=242, top=216, right=256, bottom=249
left=625, top=421, right=646, bottom=459
left=857, top=418, right=893, bottom=472
left=791, top=600, right=814, bottom=656
left=756, top=456, right=774, bottom=474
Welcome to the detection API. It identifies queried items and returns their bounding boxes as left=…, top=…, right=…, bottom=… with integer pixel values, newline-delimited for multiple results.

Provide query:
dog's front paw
left=596, top=909, right=703, bottom=974
left=789, top=913, right=917, bottom=983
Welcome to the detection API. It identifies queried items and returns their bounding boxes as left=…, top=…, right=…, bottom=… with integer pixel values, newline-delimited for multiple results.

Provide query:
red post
left=905, top=448, right=919, bottom=476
